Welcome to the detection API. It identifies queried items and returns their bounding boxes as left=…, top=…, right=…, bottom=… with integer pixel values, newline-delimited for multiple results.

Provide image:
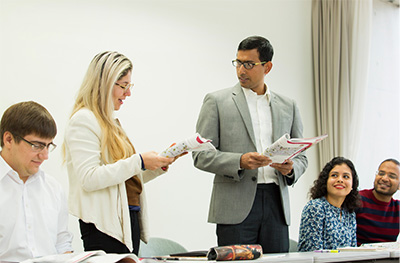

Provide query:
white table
left=312, top=251, right=391, bottom=263
left=162, top=250, right=398, bottom=263
left=258, top=252, right=313, bottom=263
left=389, top=249, right=399, bottom=258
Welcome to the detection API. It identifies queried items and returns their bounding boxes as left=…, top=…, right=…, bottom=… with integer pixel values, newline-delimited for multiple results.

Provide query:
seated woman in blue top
left=298, top=157, right=360, bottom=252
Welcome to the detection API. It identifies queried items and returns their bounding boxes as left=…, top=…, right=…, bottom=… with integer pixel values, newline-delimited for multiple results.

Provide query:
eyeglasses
left=376, top=170, right=398, bottom=180
left=115, top=82, right=134, bottom=93
left=232, top=60, right=267, bottom=70
left=15, top=134, right=57, bottom=152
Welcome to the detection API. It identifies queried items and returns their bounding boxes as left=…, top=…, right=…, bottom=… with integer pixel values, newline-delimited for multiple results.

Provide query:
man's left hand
left=270, top=159, right=294, bottom=176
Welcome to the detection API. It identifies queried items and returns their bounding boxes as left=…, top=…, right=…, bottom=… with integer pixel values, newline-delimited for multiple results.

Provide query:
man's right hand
left=240, top=152, right=272, bottom=170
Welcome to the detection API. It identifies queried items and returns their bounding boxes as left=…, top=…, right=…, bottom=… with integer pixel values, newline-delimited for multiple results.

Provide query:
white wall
left=0, top=0, right=317, bottom=252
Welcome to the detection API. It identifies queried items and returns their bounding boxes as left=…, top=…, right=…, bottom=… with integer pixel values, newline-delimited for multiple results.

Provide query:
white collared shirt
left=242, top=86, right=278, bottom=185
left=0, top=155, right=73, bottom=263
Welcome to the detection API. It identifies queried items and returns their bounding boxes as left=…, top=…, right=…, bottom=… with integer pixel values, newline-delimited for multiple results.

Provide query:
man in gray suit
left=192, top=36, right=308, bottom=253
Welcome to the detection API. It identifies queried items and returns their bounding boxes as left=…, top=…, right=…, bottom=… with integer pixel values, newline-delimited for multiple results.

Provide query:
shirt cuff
left=285, top=170, right=294, bottom=178
left=139, top=154, right=146, bottom=171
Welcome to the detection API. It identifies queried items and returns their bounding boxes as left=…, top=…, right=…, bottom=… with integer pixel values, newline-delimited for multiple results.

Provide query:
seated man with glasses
left=0, top=101, right=73, bottom=262
left=356, top=158, right=400, bottom=246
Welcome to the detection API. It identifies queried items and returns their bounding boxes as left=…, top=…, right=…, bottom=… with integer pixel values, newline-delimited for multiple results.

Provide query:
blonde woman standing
left=64, top=51, right=175, bottom=255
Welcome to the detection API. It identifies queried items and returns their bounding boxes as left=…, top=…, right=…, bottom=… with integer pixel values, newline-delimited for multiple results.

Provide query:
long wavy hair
left=309, top=156, right=360, bottom=212
left=68, top=51, right=135, bottom=163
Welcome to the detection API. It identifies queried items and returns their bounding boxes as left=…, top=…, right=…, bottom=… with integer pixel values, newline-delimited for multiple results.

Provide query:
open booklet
left=262, top=133, right=328, bottom=164
left=21, top=250, right=139, bottom=263
left=338, top=241, right=400, bottom=252
left=160, top=133, right=216, bottom=158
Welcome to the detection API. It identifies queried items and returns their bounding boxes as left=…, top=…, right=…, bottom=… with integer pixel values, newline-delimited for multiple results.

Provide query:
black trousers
left=79, top=210, right=140, bottom=255
left=216, top=183, right=289, bottom=253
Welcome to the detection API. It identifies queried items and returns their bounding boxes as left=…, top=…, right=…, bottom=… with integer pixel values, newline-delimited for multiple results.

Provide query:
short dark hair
left=238, top=36, right=274, bottom=62
left=0, top=101, right=57, bottom=147
left=309, top=156, right=360, bottom=212
left=379, top=158, right=400, bottom=168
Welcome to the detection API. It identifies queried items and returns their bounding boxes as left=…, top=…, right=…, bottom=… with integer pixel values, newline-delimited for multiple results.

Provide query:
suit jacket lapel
left=231, top=84, right=256, bottom=148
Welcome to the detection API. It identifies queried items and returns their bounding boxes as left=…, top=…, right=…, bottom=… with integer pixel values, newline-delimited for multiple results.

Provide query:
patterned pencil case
left=206, top=244, right=263, bottom=261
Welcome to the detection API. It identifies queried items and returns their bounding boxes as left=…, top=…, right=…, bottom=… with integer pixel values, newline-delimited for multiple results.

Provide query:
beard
left=374, top=185, right=397, bottom=196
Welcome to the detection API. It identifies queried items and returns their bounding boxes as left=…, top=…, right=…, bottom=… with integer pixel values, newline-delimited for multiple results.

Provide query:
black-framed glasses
left=115, top=82, right=134, bottom=93
left=376, top=170, right=398, bottom=180
left=14, top=134, right=57, bottom=152
left=232, top=60, right=267, bottom=70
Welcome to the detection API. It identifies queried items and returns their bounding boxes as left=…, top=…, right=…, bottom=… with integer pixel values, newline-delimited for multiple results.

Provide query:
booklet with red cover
left=262, top=133, right=328, bottom=164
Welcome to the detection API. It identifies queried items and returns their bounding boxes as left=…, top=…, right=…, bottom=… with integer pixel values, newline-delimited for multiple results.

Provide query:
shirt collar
left=241, top=84, right=271, bottom=103
left=0, top=154, right=44, bottom=183
left=0, top=154, right=13, bottom=181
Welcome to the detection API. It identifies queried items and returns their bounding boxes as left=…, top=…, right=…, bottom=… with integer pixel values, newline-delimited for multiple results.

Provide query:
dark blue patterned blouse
left=297, top=197, right=357, bottom=252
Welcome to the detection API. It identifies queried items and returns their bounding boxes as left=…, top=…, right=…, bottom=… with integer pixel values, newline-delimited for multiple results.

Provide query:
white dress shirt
left=242, top=86, right=278, bottom=185
left=0, top=155, right=73, bottom=263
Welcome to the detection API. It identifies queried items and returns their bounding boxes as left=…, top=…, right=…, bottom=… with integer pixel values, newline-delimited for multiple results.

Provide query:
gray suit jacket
left=193, top=83, right=308, bottom=226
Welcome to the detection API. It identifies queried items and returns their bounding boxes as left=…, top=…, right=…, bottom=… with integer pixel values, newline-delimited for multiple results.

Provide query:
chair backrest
left=289, top=238, right=298, bottom=252
left=139, top=237, right=187, bottom=257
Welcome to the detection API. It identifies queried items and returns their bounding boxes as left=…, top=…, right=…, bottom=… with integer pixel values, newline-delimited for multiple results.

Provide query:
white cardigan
left=64, top=108, right=163, bottom=251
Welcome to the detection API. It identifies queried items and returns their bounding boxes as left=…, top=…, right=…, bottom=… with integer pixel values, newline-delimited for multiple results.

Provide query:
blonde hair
left=68, top=51, right=135, bottom=163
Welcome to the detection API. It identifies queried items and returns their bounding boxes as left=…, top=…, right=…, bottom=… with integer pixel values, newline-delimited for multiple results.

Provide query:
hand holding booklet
left=262, top=133, right=328, bottom=164
left=160, top=133, right=216, bottom=158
